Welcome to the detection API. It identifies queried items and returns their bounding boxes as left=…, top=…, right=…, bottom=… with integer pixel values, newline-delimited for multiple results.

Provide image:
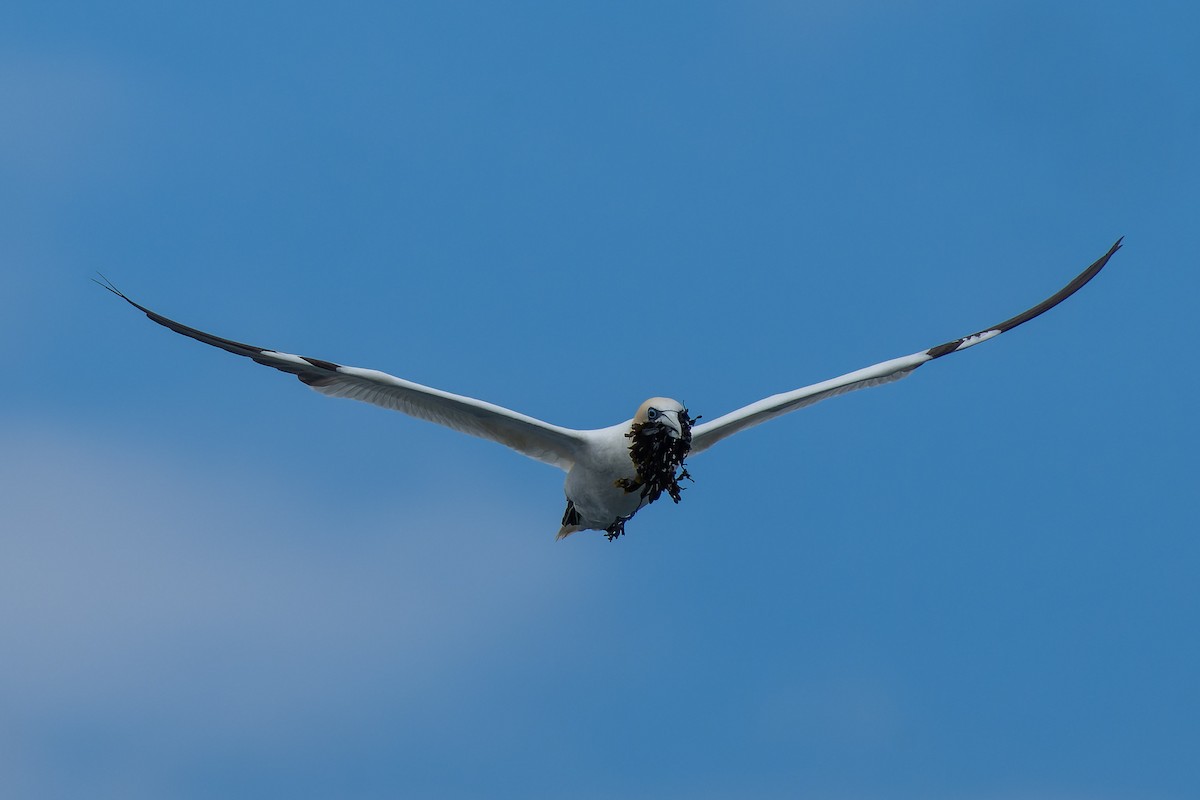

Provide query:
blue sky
left=3, top=2, right=1198, bottom=798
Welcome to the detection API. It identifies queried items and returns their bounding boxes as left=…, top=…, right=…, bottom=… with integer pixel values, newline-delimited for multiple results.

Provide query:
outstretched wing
left=689, top=239, right=1123, bottom=455
left=98, top=279, right=587, bottom=471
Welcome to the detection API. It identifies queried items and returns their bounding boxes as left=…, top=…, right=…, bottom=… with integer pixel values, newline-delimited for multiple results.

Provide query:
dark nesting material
left=605, top=409, right=698, bottom=540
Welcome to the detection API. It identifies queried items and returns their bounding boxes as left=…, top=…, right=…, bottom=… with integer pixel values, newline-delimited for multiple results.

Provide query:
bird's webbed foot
left=561, top=499, right=581, bottom=527
left=615, top=477, right=642, bottom=494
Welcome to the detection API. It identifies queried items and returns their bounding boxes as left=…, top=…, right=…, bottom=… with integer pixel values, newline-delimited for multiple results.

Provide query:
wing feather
left=690, top=239, right=1122, bottom=455
left=97, top=278, right=585, bottom=470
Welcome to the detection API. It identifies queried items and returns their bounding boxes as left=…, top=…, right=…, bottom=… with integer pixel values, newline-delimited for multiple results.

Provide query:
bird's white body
left=562, top=423, right=646, bottom=534
left=98, top=239, right=1122, bottom=540
left=554, top=398, right=693, bottom=538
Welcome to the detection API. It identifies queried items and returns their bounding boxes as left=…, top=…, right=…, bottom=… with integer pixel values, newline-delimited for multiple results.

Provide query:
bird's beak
left=660, top=412, right=682, bottom=439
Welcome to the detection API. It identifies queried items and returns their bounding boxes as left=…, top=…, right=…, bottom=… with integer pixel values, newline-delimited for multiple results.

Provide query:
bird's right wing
left=98, top=279, right=587, bottom=471
left=689, top=238, right=1122, bottom=455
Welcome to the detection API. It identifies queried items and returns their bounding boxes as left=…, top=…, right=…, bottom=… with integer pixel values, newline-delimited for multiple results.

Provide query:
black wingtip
left=94, top=273, right=157, bottom=316
left=92, top=273, right=123, bottom=297
left=93, top=272, right=135, bottom=305
left=924, top=238, right=1123, bottom=360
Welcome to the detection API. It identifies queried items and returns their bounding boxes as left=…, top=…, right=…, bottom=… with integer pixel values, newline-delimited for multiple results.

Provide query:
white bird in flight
left=99, top=239, right=1121, bottom=540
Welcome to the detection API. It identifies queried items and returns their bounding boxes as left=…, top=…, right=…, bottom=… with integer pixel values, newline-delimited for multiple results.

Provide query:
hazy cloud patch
left=0, top=425, right=578, bottom=793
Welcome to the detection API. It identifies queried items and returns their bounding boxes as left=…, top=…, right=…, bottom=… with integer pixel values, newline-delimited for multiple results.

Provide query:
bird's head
left=625, top=397, right=696, bottom=506
left=633, top=397, right=692, bottom=441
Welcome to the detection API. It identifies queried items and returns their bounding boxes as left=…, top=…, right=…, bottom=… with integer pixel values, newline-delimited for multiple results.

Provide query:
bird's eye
left=646, top=408, right=659, bottom=420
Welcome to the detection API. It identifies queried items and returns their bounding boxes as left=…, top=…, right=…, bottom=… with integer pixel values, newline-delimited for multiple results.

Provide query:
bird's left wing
left=98, top=280, right=587, bottom=471
left=689, top=238, right=1122, bottom=455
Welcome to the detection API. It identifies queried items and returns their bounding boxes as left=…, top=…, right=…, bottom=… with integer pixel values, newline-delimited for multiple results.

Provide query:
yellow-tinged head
left=634, top=397, right=688, bottom=438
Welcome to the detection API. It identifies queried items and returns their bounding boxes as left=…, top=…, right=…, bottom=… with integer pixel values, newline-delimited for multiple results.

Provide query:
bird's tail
left=555, top=523, right=585, bottom=541
left=557, top=499, right=584, bottom=540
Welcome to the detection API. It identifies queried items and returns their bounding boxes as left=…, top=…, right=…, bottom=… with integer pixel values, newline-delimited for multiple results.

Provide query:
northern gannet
left=99, top=239, right=1121, bottom=540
